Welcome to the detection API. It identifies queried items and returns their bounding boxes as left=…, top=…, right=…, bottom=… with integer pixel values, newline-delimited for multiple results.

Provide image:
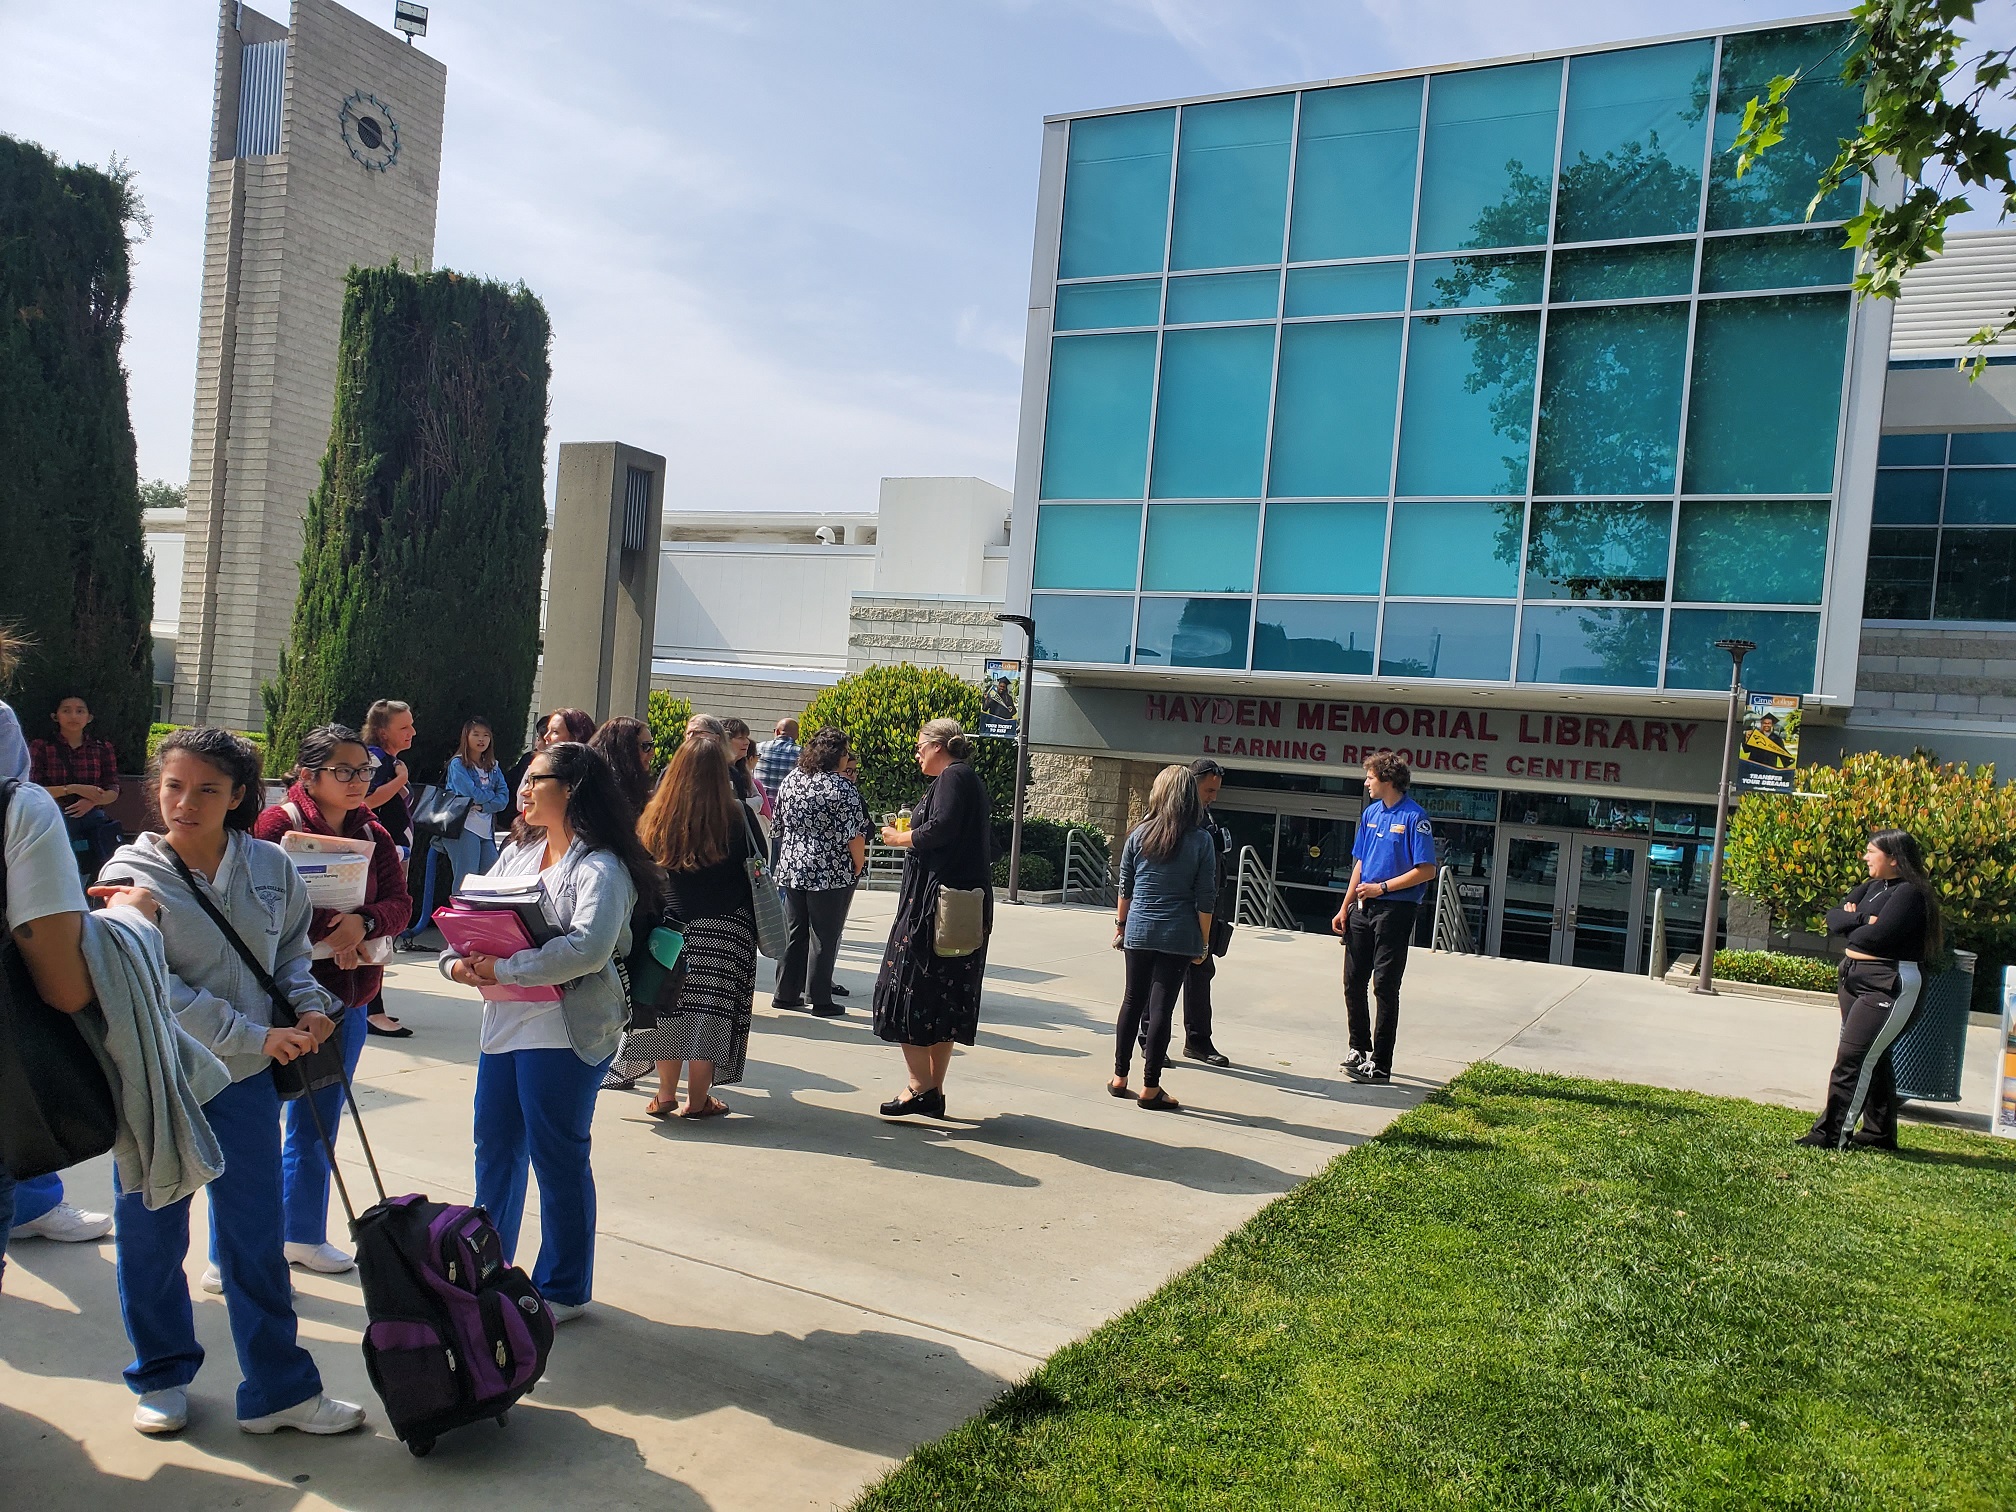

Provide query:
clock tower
left=174, top=0, right=447, bottom=730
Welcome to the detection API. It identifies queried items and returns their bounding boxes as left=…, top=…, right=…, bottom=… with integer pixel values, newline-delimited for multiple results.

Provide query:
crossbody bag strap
left=165, top=845, right=298, bottom=1024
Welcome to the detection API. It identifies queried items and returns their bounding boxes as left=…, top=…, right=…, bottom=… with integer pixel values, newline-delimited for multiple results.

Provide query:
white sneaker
left=284, top=1240, right=356, bottom=1275
left=547, top=1300, right=589, bottom=1324
left=200, top=1262, right=223, bottom=1294
left=239, top=1393, right=368, bottom=1435
left=134, top=1386, right=188, bottom=1434
left=11, top=1202, right=114, bottom=1243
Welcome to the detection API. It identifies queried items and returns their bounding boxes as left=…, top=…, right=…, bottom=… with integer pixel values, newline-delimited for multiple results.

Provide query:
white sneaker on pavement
left=200, top=1262, right=224, bottom=1294
left=238, top=1393, right=368, bottom=1435
left=10, top=1202, right=114, bottom=1243
left=547, top=1300, right=589, bottom=1324
left=133, top=1387, right=189, bottom=1434
left=284, top=1240, right=356, bottom=1274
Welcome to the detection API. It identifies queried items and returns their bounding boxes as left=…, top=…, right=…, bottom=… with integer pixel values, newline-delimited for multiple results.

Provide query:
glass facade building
left=1013, top=21, right=1879, bottom=700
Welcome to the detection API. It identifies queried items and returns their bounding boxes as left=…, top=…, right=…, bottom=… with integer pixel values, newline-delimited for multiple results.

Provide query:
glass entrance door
left=1494, top=831, right=1567, bottom=961
left=1490, top=830, right=1647, bottom=971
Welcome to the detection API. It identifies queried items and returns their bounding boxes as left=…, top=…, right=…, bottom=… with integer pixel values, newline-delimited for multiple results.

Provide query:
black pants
left=1116, top=948, right=1189, bottom=1086
left=66, top=808, right=123, bottom=881
left=776, top=886, right=853, bottom=1008
left=1343, top=899, right=1418, bottom=1075
left=1814, top=958, right=1924, bottom=1145
left=1178, top=954, right=1217, bottom=1052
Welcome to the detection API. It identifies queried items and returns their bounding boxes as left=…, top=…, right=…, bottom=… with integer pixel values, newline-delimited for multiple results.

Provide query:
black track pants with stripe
left=1815, top=958, right=1923, bottom=1146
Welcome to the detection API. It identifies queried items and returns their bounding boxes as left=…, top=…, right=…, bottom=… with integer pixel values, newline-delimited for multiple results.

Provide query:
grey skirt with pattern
left=607, top=911, right=757, bottom=1086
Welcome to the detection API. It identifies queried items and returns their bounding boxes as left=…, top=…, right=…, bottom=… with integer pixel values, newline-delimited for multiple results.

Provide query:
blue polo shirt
left=1352, top=795, right=1434, bottom=902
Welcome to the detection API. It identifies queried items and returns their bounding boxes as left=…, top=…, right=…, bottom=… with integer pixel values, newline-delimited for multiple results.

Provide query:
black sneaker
left=1849, top=1129, right=1898, bottom=1151
left=1184, top=1044, right=1231, bottom=1067
left=1344, top=1059, right=1388, bottom=1085
left=1792, top=1128, right=1840, bottom=1148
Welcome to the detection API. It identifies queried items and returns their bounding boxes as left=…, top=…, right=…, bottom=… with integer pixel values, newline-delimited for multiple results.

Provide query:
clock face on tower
left=339, top=92, right=400, bottom=172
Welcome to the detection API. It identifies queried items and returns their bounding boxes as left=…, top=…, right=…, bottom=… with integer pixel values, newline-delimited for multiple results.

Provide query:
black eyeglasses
left=313, top=763, right=378, bottom=784
left=522, top=773, right=566, bottom=787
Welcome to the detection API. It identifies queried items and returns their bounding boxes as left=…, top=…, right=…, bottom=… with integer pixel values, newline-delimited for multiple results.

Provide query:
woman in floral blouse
left=770, top=727, right=869, bottom=1017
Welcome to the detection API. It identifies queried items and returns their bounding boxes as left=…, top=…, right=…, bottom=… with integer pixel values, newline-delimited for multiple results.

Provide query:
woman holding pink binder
left=438, top=741, right=659, bottom=1324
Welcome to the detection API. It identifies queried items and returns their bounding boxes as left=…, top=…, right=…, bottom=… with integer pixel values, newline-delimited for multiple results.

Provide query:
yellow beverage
left=897, top=807, right=913, bottom=833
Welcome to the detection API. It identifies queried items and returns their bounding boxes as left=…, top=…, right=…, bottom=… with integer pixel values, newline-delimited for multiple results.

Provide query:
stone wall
left=1029, top=753, right=1164, bottom=845
left=650, top=672, right=837, bottom=736
left=846, top=594, right=1002, bottom=678
left=1853, top=625, right=2016, bottom=722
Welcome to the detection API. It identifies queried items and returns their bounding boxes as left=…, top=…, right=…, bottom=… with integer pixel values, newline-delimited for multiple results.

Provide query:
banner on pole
left=979, top=658, right=1021, bottom=740
left=1736, top=693, right=1800, bottom=794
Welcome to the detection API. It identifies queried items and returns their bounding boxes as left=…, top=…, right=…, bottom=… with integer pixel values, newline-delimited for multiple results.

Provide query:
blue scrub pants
left=281, top=1006, right=370, bottom=1246
left=114, top=1072, right=322, bottom=1420
left=0, top=1170, right=13, bottom=1288
left=4, top=1173, right=71, bottom=1290
left=473, top=1048, right=609, bottom=1308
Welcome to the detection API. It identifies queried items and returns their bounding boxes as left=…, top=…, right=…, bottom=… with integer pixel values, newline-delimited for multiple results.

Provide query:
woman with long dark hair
left=589, top=715, right=656, bottom=818
left=439, top=741, right=659, bottom=1322
left=1798, top=828, right=1945, bottom=1151
left=1109, top=765, right=1216, bottom=1112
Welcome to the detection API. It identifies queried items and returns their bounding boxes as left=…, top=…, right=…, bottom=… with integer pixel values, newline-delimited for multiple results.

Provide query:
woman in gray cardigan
left=1108, top=765, right=1217, bottom=1112
left=441, top=741, right=658, bottom=1323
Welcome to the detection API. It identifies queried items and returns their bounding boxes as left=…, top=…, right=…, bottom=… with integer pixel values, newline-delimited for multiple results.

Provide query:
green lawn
left=856, top=1065, right=2016, bottom=1511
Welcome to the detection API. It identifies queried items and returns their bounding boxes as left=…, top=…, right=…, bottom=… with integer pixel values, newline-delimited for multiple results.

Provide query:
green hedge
left=1712, top=950, right=1839, bottom=994
left=645, top=690, right=694, bottom=770
left=146, top=722, right=266, bottom=763
left=801, top=664, right=1016, bottom=823
left=992, top=852, right=1058, bottom=891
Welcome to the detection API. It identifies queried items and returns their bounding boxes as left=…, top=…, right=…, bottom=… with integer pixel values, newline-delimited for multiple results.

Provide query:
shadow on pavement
left=941, top=1113, right=1306, bottom=1195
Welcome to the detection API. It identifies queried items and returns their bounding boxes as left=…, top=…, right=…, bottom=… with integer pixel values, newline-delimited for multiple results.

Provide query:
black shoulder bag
left=0, top=780, right=119, bottom=1178
left=167, top=846, right=344, bottom=1102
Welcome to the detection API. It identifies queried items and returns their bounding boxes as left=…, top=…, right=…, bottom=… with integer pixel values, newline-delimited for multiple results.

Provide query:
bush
left=146, top=722, right=265, bottom=764
left=800, top=664, right=1016, bottom=823
left=993, top=815, right=1109, bottom=877
left=992, top=853, right=1058, bottom=891
left=1712, top=950, right=1839, bottom=994
left=645, top=690, right=693, bottom=769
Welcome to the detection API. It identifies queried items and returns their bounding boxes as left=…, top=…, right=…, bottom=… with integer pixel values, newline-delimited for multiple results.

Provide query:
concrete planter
left=1664, top=956, right=1836, bottom=1009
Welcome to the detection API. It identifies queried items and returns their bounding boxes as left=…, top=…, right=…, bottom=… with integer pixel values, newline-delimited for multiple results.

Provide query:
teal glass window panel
left=1284, top=262, right=1408, bottom=316
left=1411, top=252, right=1545, bottom=309
left=1674, top=499, right=1831, bottom=604
left=1142, top=503, right=1260, bottom=592
left=1944, top=470, right=2016, bottom=524
left=1534, top=301, right=1689, bottom=495
left=1517, top=604, right=1663, bottom=686
left=1525, top=501, right=1671, bottom=600
left=1949, top=432, right=2016, bottom=465
left=1935, top=529, right=2016, bottom=620
left=1033, top=504, right=1142, bottom=590
left=1665, top=608, right=1819, bottom=692
left=1059, top=110, right=1175, bottom=279
left=1254, top=599, right=1378, bottom=673
left=1165, top=270, right=1280, bottom=324
left=1039, top=333, right=1158, bottom=500
left=1031, top=593, right=1136, bottom=664
left=1259, top=502, right=1387, bottom=594
left=1556, top=40, right=1713, bottom=242
left=1289, top=79, right=1422, bottom=261
left=1396, top=311, right=1541, bottom=495
left=1683, top=294, right=1849, bottom=494
left=1378, top=601, right=1516, bottom=680
left=1268, top=320, right=1403, bottom=498
left=1134, top=596, right=1252, bottom=669
left=1169, top=94, right=1295, bottom=271
left=1699, top=228, right=1855, bottom=292
left=1054, top=279, right=1162, bottom=331
left=1386, top=501, right=1521, bottom=597
left=1418, top=61, right=1563, bottom=252
left=1879, top=433, right=1946, bottom=465
left=1150, top=325, right=1277, bottom=498
left=1872, top=469, right=1942, bottom=525
left=1864, top=528, right=1936, bottom=619
left=1548, top=241, right=1695, bottom=302
left=1708, top=24, right=1863, bottom=231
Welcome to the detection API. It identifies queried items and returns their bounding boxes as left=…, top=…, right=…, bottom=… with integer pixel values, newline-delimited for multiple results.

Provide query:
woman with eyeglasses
left=249, top=725, right=412, bottom=1278
left=439, top=741, right=660, bottom=1323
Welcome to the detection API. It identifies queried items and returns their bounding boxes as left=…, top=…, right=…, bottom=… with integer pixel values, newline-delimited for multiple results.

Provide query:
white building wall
left=653, top=545, right=873, bottom=668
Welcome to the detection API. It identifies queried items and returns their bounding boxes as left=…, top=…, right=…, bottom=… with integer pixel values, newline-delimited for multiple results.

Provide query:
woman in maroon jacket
left=248, top=724, right=411, bottom=1277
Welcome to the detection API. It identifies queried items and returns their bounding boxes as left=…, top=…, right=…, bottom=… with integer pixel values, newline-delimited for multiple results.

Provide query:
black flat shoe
left=367, top=1020, right=414, bottom=1039
left=1138, top=1088, right=1180, bottom=1112
left=771, top=998, right=809, bottom=1012
left=880, top=1088, right=935, bottom=1118
left=810, top=1002, right=845, bottom=1018
left=830, top=984, right=850, bottom=997
left=1849, top=1130, right=1899, bottom=1150
left=1793, top=1128, right=1840, bottom=1148
left=1184, top=1045, right=1230, bottom=1067
left=920, top=1087, right=946, bottom=1119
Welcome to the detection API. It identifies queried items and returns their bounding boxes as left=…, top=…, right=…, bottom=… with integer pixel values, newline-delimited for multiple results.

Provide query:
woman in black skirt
left=872, top=718, right=992, bottom=1119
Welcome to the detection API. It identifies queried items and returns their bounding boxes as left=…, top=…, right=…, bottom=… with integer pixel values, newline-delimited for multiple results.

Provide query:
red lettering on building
left=1673, top=722, right=1698, bottom=753
left=1297, top=702, right=1325, bottom=730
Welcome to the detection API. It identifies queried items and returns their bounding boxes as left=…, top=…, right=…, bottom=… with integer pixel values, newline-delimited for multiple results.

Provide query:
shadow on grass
left=1891, top=1146, right=2016, bottom=1175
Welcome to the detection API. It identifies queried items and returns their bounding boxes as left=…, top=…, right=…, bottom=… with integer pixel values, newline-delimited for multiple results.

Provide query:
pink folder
left=432, top=905, right=563, bottom=1003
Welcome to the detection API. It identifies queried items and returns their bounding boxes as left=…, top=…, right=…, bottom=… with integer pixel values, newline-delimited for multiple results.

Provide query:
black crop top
left=1825, top=877, right=1930, bottom=962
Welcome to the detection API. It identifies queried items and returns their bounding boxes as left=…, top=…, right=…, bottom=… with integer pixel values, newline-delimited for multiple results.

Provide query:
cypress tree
left=0, top=136, right=156, bottom=765
left=264, top=265, right=550, bottom=779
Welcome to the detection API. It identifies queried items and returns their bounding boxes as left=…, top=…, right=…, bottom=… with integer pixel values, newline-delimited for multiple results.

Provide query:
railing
left=1061, top=829, right=1118, bottom=906
left=1234, top=846, right=1301, bottom=931
left=860, top=843, right=906, bottom=891
left=1429, top=866, right=1478, bottom=954
left=1647, top=886, right=1668, bottom=979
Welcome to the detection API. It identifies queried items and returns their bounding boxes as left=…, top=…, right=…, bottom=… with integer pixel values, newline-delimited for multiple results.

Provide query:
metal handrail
left=860, top=843, right=906, bottom=891
left=1429, top=866, right=1478, bottom=954
left=1647, top=886, right=1668, bottom=979
left=1061, top=829, right=1118, bottom=905
left=1234, top=846, right=1301, bottom=931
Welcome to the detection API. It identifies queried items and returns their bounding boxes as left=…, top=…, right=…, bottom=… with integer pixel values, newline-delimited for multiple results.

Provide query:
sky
left=0, top=0, right=1913, bottom=513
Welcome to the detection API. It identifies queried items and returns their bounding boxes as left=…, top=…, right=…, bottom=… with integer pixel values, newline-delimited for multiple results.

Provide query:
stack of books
left=432, top=874, right=562, bottom=1003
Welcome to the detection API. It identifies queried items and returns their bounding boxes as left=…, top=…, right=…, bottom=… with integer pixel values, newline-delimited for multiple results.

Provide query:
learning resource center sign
left=1034, top=686, right=1730, bottom=797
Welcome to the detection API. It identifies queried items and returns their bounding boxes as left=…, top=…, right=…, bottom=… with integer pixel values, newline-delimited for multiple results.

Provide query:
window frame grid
left=1866, top=433, right=2016, bottom=623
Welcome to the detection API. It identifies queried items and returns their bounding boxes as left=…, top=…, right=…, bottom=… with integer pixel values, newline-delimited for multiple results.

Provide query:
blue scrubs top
left=1351, top=795, right=1435, bottom=902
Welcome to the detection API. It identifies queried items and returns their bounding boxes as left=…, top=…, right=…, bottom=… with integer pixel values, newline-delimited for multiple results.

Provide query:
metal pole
left=996, top=614, right=1035, bottom=905
left=1692, top=639, right=1754, bottom=996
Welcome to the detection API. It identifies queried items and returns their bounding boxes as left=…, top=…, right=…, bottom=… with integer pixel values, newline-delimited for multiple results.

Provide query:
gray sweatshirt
left=99, top=830, right=339, bottom=1084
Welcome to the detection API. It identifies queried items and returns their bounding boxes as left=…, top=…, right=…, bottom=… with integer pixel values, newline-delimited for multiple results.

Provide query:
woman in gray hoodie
left=96, top=728, right=368, bottom=1440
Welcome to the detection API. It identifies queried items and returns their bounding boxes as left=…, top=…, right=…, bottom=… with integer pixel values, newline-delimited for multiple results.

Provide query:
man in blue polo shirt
left=1331, top=750, right=1437, bottom=1085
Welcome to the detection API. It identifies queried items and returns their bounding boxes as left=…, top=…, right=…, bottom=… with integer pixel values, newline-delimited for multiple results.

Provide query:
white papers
left=278, top=829, right=374, bottom=910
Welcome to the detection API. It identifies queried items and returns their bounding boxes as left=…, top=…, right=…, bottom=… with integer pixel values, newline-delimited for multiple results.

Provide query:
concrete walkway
left=3, top=895, right=2000, bottom=1510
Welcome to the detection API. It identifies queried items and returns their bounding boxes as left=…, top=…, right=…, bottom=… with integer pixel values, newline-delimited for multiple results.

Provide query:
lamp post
left=1692, top=637, right=1755, bottom=996
left=995, top=613, right=1036, bottom=904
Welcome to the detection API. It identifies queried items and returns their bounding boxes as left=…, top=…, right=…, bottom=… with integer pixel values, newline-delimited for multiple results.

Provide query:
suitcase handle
left=290, top=1039, right=390, bottom=1230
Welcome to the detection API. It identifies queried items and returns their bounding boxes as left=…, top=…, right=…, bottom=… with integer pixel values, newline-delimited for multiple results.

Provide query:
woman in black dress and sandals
left=873, top=718, right=992, bottom=1119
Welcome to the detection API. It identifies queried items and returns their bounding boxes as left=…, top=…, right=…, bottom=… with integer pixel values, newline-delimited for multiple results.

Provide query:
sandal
left=1138, top=1088, right=1180, bottom=1112
left=643, top=1099, right=680, bottom=1120
left=1107, top=1078, right=1131, bottom=1099
left=681, top=1097, right=730, bottom=1120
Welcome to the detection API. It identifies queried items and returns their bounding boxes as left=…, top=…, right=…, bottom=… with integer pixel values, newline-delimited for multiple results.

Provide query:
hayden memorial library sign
left=1033, top=684, right=1732, bottom=800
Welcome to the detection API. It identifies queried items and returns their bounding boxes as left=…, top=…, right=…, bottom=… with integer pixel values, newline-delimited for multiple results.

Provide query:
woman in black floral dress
left=872, top=718, right=993, bottom=1119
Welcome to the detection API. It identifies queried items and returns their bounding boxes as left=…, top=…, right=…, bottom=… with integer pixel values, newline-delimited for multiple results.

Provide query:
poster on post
left=1736, top=693, right=1800, bottom=794
left=1995, top=967, right=2016, bottom=1140
left=979, top=658, right=1021, bottom=740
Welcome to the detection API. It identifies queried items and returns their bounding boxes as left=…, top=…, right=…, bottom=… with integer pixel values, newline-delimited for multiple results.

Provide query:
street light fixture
left=995, top=613, right=1036, bottom=904
left=1692, top=637, right=1755, bottom=996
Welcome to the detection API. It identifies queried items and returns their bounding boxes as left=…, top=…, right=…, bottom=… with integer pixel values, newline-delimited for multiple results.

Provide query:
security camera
left=815, top=525, right=838, bottom=545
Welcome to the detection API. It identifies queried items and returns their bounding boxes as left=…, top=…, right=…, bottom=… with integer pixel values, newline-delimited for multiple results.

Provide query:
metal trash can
left=1893, top=950, right=1976, bottom=1103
